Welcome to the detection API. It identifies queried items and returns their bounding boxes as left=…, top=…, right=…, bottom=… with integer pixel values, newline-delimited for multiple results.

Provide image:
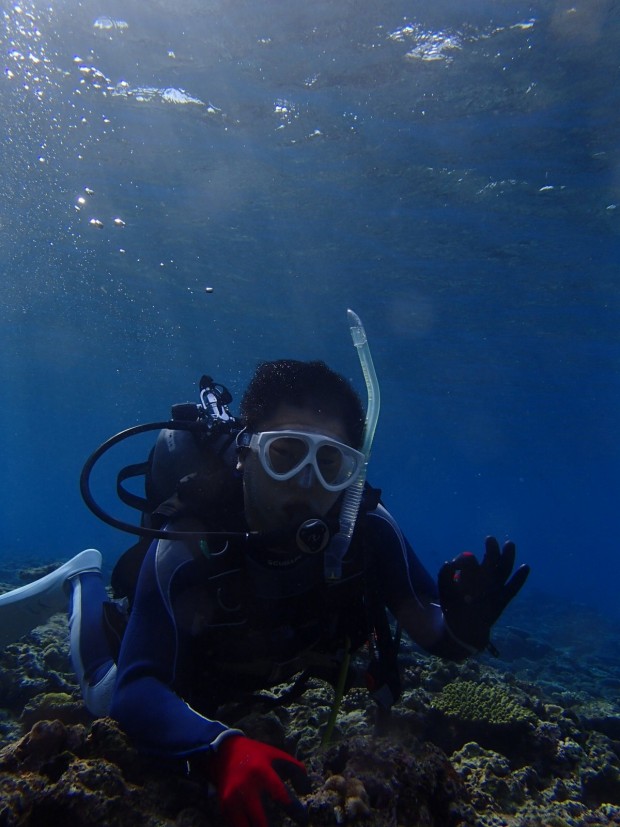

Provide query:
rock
left=309, top=734, right=475, bottom=826
left=577, top=699, right=620, bottom=740
left=0, top=718, right=215, bottom=826
left=20, top=692, right=94, bottom=730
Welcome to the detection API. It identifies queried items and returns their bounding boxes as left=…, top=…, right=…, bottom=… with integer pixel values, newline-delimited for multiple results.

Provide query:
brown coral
left=321, top=774, right=371, bottom=822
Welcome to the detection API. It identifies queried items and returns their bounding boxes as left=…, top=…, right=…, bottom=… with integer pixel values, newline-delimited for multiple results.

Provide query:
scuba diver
left=0, top=311, right=529, bottom=827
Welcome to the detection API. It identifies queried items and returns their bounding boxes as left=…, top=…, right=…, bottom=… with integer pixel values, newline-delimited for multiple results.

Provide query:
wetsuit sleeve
left=365, top=504, right=471, bottom=660
left=109, top=538, right=240, bottom=758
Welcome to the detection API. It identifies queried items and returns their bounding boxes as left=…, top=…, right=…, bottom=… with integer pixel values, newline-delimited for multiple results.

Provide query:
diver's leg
left=68, top=570, right=117, bottom=718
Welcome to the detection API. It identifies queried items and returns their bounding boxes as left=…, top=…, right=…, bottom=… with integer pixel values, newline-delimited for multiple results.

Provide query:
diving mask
left=237, top=429, right=364, bottom=492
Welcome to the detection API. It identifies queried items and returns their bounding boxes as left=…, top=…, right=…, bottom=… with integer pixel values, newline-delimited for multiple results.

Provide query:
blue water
left=1, top=1, right=619, bottom=622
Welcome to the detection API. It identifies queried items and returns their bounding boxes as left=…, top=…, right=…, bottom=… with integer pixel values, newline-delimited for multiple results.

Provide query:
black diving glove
left=438, top=536, right=530, bottom=655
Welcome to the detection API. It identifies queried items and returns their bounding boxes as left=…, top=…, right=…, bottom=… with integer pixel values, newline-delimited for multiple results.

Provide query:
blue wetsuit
left=73, top=503, right=457, bottom=760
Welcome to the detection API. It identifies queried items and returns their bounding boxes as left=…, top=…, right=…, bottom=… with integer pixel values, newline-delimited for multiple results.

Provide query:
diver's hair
left=240, top=360, right=365, bottom=449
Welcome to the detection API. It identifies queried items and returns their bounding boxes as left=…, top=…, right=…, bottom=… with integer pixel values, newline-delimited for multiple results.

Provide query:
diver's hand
left=438, top=537, right=530, bottom=654
left=211, top=735, right=309, bottom=827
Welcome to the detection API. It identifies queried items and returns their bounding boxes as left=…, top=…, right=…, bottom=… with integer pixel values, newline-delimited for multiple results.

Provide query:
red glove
left=211, top=735, right=309, bottom=827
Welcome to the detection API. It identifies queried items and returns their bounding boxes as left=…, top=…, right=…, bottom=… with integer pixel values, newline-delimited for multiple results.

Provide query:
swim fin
left=0, top=548, right=102, bottom=647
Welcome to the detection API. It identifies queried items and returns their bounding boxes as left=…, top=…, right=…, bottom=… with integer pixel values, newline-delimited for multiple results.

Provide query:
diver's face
left=239, top=403, right=350, bottom=535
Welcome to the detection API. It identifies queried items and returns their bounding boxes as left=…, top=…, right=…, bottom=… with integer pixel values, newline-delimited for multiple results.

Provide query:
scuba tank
left=80, top=375, right=243, bottom=601
left=81, top=375, right=242, bottom=542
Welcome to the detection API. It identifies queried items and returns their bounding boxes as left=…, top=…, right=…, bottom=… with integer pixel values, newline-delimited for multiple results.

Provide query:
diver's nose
left=295, top=464, right=318, bottom=489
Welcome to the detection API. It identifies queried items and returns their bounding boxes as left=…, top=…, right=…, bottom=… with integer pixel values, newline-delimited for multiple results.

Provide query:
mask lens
left=316, top=444, right=345, bottom=484
left=266, top=436, right=310, bottom=475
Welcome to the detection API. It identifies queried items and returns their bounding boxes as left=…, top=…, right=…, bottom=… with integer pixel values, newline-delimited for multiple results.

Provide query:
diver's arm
left=395, top=596, right=472, bottom=660
left=110, top=535, right=310, bottom=827
left=366, top=505, right=471, bottom=659
left=367, top=507, right=529, bottom=659
left=110, top=539, right=240, bottom=757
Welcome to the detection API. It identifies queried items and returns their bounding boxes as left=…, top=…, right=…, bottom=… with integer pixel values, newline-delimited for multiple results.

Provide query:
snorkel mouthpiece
left=324, top=309, right=380, bottom=580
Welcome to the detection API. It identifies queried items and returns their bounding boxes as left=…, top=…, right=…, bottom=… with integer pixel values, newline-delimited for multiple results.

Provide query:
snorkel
left=324, top=309, right=380, bottom=580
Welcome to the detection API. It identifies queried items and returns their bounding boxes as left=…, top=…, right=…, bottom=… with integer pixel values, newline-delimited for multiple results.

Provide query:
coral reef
left=0, top=718, right=474, bottom=827
left=1, top=592, right=620, bottom=825
left=431, top=678, right=536, bottom=725
left=0, top=717, right=216, bottom=826
left=309, top=735, right=474, bottom=826
left=0, top=613, right=80, bottom=747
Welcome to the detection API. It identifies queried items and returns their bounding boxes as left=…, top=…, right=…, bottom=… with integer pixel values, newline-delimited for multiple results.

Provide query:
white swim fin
left=0, top=548, right=102, bottom=647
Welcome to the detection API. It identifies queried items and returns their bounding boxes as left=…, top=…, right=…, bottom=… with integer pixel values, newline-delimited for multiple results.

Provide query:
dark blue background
left=1, top=0, right=619, bottom=621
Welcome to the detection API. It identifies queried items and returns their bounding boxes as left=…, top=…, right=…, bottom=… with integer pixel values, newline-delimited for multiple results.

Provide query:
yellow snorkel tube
left=324, top=309, right=380, bottom=580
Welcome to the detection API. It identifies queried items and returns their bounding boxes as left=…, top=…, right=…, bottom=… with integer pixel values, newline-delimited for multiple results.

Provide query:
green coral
left=431, top=679, right=536, bottom=726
